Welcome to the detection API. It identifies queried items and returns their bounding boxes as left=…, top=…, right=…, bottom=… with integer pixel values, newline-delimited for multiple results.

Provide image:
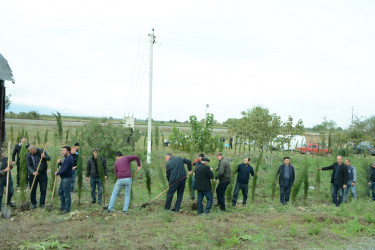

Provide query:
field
left=1, top=119, right=375, bottom=249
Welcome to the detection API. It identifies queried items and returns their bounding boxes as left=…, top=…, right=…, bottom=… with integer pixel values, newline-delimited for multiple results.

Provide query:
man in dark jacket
left=11, top=136, right=29, bottom=187
left=165, top=153, right=192, bottom=212
left=367, top=162, right=375, bottom=201
left=232, top=157, right=254, bottom=206
left=276, top=157, right=295, bottom=205
left=56, top=146, right=74, bottom=214
left=26, top=145, right=50, bottom=209
left=86, top=149, right=107, bottom=205
left=194, top=157, right=214, bottom=215
left=318, top=155, right=348, bottom=206
left=70, top=146, right=78, bottom=192
left=191, top=153, right=204, bottom=200
left=214, top=152, right=231, bottom=211
left=0, top=150, right=15, bottom=210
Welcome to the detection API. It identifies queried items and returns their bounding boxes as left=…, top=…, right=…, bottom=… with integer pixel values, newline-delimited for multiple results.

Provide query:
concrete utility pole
left=147, top=29, right=155, bottom=163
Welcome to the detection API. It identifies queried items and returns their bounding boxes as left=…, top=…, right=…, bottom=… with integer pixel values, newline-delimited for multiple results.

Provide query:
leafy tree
left=5, top=94, right=11, bottom=110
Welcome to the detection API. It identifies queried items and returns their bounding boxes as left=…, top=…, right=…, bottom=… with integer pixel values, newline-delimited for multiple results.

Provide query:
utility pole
left=147, top=29, right=155, bottom=163
left=205, top=104, right=209, bottom=125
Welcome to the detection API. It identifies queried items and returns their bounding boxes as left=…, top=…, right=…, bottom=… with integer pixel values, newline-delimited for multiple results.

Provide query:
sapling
left=303, top=161, right=309, bottom=205
left=10, top=126, right=14, bottom=144
left=96, top=152, right=106, bottom=206
left=19, top=143, right=28, bottom=203
left=143, top=163, right=152, bottom=200
left=77, top=150, right=83, bottom=205
left=251, top=152, right=263, bottom=202
left=44, top=128, right=49, bottom=144
left=315, top=157, right=321, bottom=200
left=36, top=131, right=41, bottom=145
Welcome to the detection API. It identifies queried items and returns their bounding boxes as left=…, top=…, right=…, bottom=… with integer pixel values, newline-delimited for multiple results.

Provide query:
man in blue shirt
left=344, top=159, right=357, bottom=202
left=56, top=146, right=74, bottom=214
left=232, top=157, right=254, bottom=206
left=276, top=157, right=295, bottom=205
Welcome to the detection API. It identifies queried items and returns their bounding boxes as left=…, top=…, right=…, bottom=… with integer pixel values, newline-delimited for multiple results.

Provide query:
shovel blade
left=1, top=206, right=11, bottom=219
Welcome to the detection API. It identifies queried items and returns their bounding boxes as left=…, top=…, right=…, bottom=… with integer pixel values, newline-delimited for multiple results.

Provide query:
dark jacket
left=194, top=163, right=214, bottom=191
left=276, top=164, right=295, bottom=187
left=57, top=155, right=74, bottom=178
left=86, top=156, right=107, bottom=178
left=322, top=162, right=348, bottom=187
left=166, top=157, right=191, bottom=185
left=72, top=154, right=78, bottom=168
left=0, top=157, right=11, bottom=180
left=26, top=149, right=50, bottom=175
left=367, top=166, right=375, bottom=182
left=12, top=143, right=29, bottom=164
left=235, top=163, right=254, bottom=185
left=215, top=157, right=231, bottom=183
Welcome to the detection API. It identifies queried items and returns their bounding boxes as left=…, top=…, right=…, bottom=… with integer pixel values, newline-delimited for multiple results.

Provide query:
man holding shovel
left=56, top=146, right=74, bottom=214
left=26, top=145, right=50, bottom=209
left=165, top=153, right=192, bottom=212
left=1, top=150, right=15, bottom=210
left=107, top=151, right=141, bottom=213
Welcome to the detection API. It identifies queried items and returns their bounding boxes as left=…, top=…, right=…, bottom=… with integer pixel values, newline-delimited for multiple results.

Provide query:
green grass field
left=1, top=120, right=375, bottom=249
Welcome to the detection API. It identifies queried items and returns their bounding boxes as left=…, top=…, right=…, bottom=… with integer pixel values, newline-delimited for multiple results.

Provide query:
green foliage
left=306, top=222, right=321, bottom=235
left=303, top=164, right=309, bottom=205
left=77, top=150, right=83, bottom=205
left=53, top=112, right=63, bottom=142
left=143, top=163, right=152, bottom=200
left=161, top=131, right=165, bottom=148
left=65, top=129, right=69, bottom=144
left=289, top=223, right=296, bottom=236
left=96, top=153, right=106, bottom=205
left=44, top=128, right=49, bottom=144
left=315, top=158, right=321, bottom=199
left=18, top=240, right=71, bottom=249
left=19, top=143, right=28, bottom=202
left=251, top=152, right=263, bottom=202
left=5, top=94, right=11, bottom=110
left=9, top=126, right=14, bottom=143
left=154, top=124, right=160, bottom=149
left=49, top=146, right=59, bottom=197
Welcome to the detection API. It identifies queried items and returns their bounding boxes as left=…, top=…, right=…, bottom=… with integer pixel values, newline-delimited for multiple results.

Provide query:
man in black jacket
left=86, top=150, right=107, bottom=205
left=318, top=155, right=348, bottom=206
left=232, top=157, right=254, bottom=206
left=367, top=162, right=375, bottom=201
left=26, top=145, right=50, bottom=209
left=276, top=157, right=295, bottom=205
left=11, top=136, right=29, bottom=187
left=164, top=153, right=192, bottom=212
left=0, top=150, right=15, bottom=210
left=194, top=157, right=214, bottom=215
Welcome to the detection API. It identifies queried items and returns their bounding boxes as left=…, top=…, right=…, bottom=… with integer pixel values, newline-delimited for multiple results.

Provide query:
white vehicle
left=271, top=135, right=306, bottom=151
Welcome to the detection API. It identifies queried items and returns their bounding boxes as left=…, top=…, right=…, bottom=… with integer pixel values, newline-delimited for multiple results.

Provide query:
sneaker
left=91, top=200, right=96, bottom=204
left=32, top=204, right=37, bottom=209
left=7, top=202, right=16, bottom=208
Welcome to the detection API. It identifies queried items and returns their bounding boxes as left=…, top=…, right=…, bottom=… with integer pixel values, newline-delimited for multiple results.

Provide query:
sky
left=1, top=0, right=375, bottom=128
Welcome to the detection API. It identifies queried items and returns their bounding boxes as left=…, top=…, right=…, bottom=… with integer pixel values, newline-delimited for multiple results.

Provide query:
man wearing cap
left=191, top=153, right=204, bottom=200
left=0, top=150, right=15, bottom=210
left=214, top=152, right=231, bottom=211
left=318, top=155, right=348, bottom=207
left=232, top=157, right=254, bottom=206
left=194, top=157, right=214, bottom=215
left=367, top=162, right=375, bottom=201
left=344, top=159, right=357, bottom=202
left=165, top=153, right=192, bottom=212
left=276, top=157, right=295, bottom=205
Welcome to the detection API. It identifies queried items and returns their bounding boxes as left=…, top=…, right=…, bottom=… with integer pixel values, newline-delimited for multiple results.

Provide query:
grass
left=2, top=120, right=375, bottom=249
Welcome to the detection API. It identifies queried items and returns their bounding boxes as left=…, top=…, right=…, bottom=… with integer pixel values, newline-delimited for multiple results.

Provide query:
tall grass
left=19, top=143, right=28, bottom=202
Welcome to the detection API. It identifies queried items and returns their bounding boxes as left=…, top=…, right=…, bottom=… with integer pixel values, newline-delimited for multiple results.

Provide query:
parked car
left=297, top=143, right=331, bottom=154
left=353, top=144, right=375, bottom=155
left=163, top=140, right=170, bottom=147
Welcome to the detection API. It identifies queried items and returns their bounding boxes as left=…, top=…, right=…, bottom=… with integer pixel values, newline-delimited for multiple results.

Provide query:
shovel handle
left=50, top=165, right=60, bottom=202
left=4, top=142, right=10, bottom=208
left=148, top=187, right=169, bottom=205
left=132, top=167, right=141, bottom=178
left=28, top=143, right=48, bottom=200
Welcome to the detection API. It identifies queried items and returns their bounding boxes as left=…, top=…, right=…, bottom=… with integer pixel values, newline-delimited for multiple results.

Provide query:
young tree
left=52, top=112, right=63, bottom=142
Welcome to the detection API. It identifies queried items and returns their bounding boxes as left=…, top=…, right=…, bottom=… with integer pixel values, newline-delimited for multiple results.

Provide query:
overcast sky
left=1, top=0, right=374, bottom=128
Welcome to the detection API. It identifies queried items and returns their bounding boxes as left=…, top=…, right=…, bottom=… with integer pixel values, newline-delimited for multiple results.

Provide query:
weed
left=306, top=222, right=321, bottom=235
left=289, top=223, right=296, bottom=236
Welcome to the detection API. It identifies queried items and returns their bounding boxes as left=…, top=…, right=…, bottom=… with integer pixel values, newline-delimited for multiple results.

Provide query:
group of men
left=2, top=137, right=375, bottom=215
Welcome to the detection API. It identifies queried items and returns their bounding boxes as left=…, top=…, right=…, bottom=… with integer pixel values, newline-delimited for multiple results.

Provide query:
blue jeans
left=108, top=177, right=132, bottom=212
left=216, top=180, right=230, bottom=211
left=70, top=169, right=77, bottom=192
left=0, top=176, right=14, bottom=210
left=29, top=172, right=48, bottom=206
left=344, top=181, right=357, bottom=202
left=191, top=175, right=196, bottom=199
left=58, top=177, right=72, bottom=212
left=197, top=190, right=213, bottom=214
left=332, top=180, right=344, bottom=206
left=232, top=182, right=248, bottom=206
left=90, top=177, right=103, bottom=204
left=370, top=181, right=375, bottom=201
left=280, top=184, right=291, bottom=205
left=165, top=178, right=186, bottom=212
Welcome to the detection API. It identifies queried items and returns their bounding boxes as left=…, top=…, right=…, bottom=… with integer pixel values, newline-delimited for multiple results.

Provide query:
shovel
left=102, top=167, right=142, bottom=211
left=1, top=143, right=11, bottom=219
left=21, top=143, right=47, bottom=211
left=46, top=165, right=60, bottom=212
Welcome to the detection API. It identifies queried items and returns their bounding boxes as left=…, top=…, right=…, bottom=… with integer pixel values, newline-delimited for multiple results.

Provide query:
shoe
left=32, top=204, right=37, bottom=209
left=7, top=202, right=16, bottom=208
left=91, top=200, right=96, bottom=204
left=40, top=204, right=45, bottom=208
left=214, top=203, right=220, bottom=207
left=60, top=210, right=70, bottom=215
